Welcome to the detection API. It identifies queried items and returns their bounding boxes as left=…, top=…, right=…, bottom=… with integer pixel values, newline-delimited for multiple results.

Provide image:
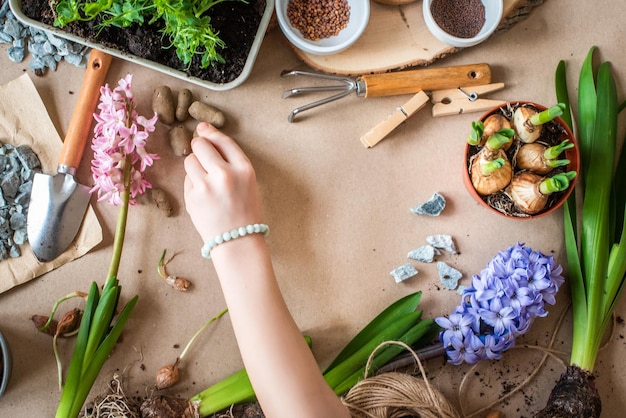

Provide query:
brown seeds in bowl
left=431, top=0, right=485, bottom=39
left=287, top=0, right=351, bottom=41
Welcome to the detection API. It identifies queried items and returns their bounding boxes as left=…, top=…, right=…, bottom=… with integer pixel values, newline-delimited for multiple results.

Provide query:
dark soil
left=533, top=365, right=601, bottom=417
left=20, top=0, right=266, bottom=85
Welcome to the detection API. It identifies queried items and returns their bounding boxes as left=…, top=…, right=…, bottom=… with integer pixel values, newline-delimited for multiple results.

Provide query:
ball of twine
left=341, top=341, right=460, bottom=418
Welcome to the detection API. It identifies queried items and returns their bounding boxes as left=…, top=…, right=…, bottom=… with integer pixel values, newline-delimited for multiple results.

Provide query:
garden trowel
left=27, top=49, right=112, bottom=262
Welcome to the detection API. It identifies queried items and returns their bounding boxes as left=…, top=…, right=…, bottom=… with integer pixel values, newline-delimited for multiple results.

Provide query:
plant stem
left=530, top=103, right=565, bottom=125
left=106, top=154, right=131, bottom=282
left=539, top=172, right=576, bottom=195
left=480, top=157, right=506, bottom=175
left=544, top=139, right=574, bottom=160
left=179, top=308, right=228, bottom=361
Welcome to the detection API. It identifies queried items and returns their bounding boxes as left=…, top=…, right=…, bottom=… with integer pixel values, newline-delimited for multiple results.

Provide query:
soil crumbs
left=20, top=0, right=265, bottom=85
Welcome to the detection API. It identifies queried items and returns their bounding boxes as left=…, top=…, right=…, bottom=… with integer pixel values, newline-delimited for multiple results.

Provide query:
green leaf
left=577, top=46, right=598, bottom=175
left=82, top=281, right=121, bottom=371
left=83, top=0, right=113, bottom=19
left=555, top=60, right=573, bottom=129
left=330, top=319, right=438, bottom=395
left=324, top=291, right=422, bottom=372
left=54, top=0, right=82, bottom=26
left=69, top=295, right=138, bottom=417
left=323, top=311, right=423, bottom=390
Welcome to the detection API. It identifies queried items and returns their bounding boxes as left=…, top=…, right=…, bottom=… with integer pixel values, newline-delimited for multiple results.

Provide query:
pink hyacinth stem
left=106, top=154, right=132, bottom=282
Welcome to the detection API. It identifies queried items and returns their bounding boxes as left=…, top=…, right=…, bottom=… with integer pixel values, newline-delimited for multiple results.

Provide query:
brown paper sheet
left=0, top=74, right=102, bottom=293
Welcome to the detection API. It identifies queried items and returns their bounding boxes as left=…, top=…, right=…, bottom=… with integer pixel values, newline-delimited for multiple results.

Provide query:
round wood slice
left=288, top=0, right=545, bottom=75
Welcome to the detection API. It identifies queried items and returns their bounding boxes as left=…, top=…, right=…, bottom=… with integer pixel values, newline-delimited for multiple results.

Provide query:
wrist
left=201, top=223, right=270, bottom=259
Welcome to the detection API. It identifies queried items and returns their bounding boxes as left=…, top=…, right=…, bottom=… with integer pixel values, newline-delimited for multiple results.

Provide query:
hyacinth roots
left=435, top=243, right=564, bottom=365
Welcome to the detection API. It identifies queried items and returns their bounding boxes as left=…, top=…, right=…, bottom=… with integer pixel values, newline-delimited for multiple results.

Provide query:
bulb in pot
left=471, top=154, right=513, bottom=196
left=517, top=139, right=574, bottom=174
left=469, top=128, right=515, bottom=196
left=513, top=103, right=566, bottom=143
left=483, top=114, right=513, bottom=150
left=506, top=171, right=577, bottom=214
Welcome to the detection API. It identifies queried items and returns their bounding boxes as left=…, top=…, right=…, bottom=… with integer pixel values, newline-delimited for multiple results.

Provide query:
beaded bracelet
left=201, top=223, right=270, bottom=259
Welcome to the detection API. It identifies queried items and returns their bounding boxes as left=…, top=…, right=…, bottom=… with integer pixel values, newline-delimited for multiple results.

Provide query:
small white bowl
left=423, top=0, right=503, bottom=48
left=276, top=0, right=370, bottom=55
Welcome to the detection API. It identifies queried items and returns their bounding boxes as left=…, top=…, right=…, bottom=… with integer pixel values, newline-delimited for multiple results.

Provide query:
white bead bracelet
left=201, top=223, right=270, bottom=259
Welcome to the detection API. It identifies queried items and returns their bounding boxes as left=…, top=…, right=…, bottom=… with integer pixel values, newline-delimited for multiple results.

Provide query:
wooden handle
left=359, top=63, right=492, bottom=98
left=58, top=49, right=113, bottom=169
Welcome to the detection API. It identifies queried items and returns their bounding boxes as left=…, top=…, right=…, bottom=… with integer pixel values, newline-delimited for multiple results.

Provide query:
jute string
left=341, top=341, right=461, bottom=418
left=340, top=304, right=618, bottom=418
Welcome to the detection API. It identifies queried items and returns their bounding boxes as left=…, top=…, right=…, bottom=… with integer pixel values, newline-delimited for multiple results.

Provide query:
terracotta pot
left=463, top=101, right=580, bottom=219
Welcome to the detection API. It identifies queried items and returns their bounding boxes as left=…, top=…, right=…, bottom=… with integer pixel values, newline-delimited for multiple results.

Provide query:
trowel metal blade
left=27, top=171, right=91, bottom=262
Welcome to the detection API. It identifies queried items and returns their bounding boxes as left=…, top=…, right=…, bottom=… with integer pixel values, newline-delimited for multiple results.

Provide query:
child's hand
left=184, top=123, right=263, bottom=243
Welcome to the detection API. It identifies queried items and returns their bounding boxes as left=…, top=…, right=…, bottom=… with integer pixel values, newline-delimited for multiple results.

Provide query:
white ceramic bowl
left=276, top=0, right=369, bottom=55
left=423, top=0, right=503, bottom=48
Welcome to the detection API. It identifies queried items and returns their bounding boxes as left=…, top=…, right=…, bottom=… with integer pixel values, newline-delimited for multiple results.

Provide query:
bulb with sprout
left=516, top=139, right=574, bottom=175
left=506, top=171, right=577, bottom=214
left=470, top=128, right=515, bottom=195
left=513, top=103, right=566, bottom=143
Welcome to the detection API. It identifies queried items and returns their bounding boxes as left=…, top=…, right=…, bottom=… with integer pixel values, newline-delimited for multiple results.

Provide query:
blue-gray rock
left=0, top=31, right=12, bottom=44
left=426, top=234, right=458, bottom=254
left=13, top=228, right=27, bottom=245
left=390, top=263, right=418, bottom=283
left=437, top=262, right=463, bottom=290
left=411, top=192, right=446, bottom=216
left=7, top=46, right=24, bottom=62
left=0, top=173, right=19, bottom=198
left=15, top=145, right=41, bottom=169
left=8, top=243, right=20, bottom=258
left=2, top=18, right=22, bottom=40
left=407, top=244, right=440, bottom=263
left=9, top=212, right=25, bottom=230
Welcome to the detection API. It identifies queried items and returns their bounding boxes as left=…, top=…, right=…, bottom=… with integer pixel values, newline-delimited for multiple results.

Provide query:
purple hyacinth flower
left=435, top=243, right=564, bottom=365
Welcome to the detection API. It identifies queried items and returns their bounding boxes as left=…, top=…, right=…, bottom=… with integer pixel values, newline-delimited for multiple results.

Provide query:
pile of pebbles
left=0, top=140, right=41, bottom=260
left=0, top=0, right=88, bottom=75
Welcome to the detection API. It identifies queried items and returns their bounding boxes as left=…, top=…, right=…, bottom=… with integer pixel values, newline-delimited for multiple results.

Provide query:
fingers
left=193, top=122, right=249, bottom=166
left=183, top=153, right=207, bottom=185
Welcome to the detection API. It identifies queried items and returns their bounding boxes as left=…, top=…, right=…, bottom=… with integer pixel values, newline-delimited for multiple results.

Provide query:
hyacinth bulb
left=482, top=114, right=512, bottom=150
left=507, top=171, right=576, bottom=214
left=470, top=149, right=513, bottom=196
left=516, top=140, right=574, bottom=175
left=506, top=172, right=548, bottom=214
left=513, top=104, right=565, bottom=144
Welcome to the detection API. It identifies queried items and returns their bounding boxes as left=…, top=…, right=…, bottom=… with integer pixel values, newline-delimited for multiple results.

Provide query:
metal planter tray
left=9, top=0, right=275, bottom=91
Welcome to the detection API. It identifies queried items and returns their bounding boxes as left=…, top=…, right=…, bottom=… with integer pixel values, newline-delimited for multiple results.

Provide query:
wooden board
left=292, top=0, right=546, bottom=75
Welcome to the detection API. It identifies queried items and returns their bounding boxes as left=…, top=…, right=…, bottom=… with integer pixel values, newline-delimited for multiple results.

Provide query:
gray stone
left=426, top=234, right=458, bottom=254
left=8, top=243, right=20, bottom=258
left=0, top=172, right=19, bottom=198
left=3, top=18, right=23, bottom=40
left=15, top=145, right=41, bottom=169
left=0, top=31, right=12, bottom=44
left=390, top=263, right=418, bottom=283
left=9, top=212, right=25, bottom=229
left=411, top=192, right=446, bottom=216
left=437, top=262, right=463, bottom=290
left=13, top=228, right=27, bottom=245
left=407, top=245, right=440, bottom=263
